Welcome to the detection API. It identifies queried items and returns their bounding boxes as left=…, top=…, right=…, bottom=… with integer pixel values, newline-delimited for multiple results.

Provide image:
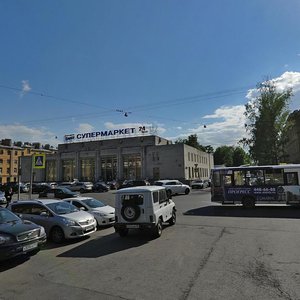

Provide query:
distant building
left=0, top=139, right=56, bottom=184
left=285, top=110, right=300, bottom=163
left=20, top=135, right=213, bottom=183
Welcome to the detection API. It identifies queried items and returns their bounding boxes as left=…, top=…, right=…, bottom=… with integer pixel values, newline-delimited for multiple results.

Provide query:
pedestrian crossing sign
left=33, top=154, right=46, bottom=169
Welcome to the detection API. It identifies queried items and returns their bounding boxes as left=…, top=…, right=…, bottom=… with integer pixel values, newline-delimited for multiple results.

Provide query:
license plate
left=85, top=225, right=94, bottom=232
left=23, top=242, right=38, bottom=252
left=126, top=224, right=139, bottom=229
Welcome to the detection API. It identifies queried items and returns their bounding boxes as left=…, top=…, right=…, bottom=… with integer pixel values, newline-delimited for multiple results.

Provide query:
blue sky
left=1, top=0, right=300, bottom=149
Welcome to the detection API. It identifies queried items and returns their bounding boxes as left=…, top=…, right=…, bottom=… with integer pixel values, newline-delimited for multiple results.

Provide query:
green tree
left=232, top=147, right=250, bottom=166
left=174, top=134, right=213, bottom=152
left=214, top=146, right=249, bottom=166
left=241, top=80, right=292, bottom=165
left=214, top=146, right=234, bottom=166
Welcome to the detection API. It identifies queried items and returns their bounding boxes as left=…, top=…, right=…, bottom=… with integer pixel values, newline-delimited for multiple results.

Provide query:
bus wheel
left=243, top=197, right=255, bottom=208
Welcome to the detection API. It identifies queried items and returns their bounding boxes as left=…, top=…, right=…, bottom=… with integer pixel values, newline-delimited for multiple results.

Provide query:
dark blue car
left=0, top=208, right=47, bottom=261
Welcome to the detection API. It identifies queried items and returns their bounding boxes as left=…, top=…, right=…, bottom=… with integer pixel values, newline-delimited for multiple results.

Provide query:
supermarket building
left=21, top=129, right=213, bottom=183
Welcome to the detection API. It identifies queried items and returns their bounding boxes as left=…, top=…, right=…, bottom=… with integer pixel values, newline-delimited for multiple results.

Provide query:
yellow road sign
left=33, top=154, right=46, bottom=169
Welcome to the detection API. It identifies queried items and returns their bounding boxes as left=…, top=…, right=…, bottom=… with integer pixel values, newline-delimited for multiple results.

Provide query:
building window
left=0, top=150, right=3, bottom=154
left=7, top=168, right=10, bottom=174
left=0, top=168, right=2, bottom=174
left=80, top=158, right=95, bottom=181
left=188, top=152, right=190, bottom=161
left=14, top=168, right=17, bottom=173
left=15, top=151, right=18, bottom=155
left=122, top=154, right=141, bottom=180
left=153, top=167, right=160, bottom=180
left=7, top=160, right=10, bottom=164
left=8, top=150, right=11, bottom=155
left=62, top=159, right=75, bottom=181
left=14, top=160, right=18, bottom=164
left=46, top=160, right=57, bottom=182
left=101, top=156, right=117, bottom=181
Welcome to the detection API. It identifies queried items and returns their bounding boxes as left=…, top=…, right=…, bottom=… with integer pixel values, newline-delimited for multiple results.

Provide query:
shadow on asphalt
left=57, top=229, right=156, bottom=258
left=184, top=205, right=300, bottom=219
left=0, top=253, right=32, bottom=272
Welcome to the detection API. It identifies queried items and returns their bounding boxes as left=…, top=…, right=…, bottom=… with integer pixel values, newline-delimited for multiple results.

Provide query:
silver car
left=9, top=199, right=97, bottom=243
left=64, top=197, right=115, bottom=227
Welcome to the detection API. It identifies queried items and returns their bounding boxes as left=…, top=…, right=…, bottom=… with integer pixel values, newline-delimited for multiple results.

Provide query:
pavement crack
left=244, top=258, right=294, bottom=300
left=180, top=227, right=226, bottom=300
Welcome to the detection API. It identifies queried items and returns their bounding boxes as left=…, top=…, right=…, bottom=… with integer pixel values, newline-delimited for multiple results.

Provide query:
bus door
left=283, top=172, right=300, bottom=204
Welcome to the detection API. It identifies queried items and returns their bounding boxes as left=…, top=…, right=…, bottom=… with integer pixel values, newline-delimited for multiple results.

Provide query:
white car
left=154, top=180, right=191, bottom=196
left=64, top=197, right=115, bottom=227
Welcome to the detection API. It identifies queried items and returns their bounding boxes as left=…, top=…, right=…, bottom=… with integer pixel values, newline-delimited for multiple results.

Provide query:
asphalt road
left=1, top=189, right=300, bottom=300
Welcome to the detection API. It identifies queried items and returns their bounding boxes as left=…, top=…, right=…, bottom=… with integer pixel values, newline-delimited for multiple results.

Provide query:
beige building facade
left=22, top=135, right=214, bottom=183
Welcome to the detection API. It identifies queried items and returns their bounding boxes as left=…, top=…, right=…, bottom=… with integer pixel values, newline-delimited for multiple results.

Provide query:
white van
left=114, top=186, right=176, bottom=238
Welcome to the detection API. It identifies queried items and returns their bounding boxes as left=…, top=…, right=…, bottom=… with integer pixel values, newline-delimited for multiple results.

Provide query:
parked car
left=93, top=182, right=110, bottom=192
left=1, top=182, right=29, bottom=193
left=31, top=183, right=51, bottom=194
left=65, top=182, right=94, bottom=193
left=0, top=207, right=47, bottom=261
left=114, top=186, right=176, bottom=238
left=64, top=197, right=115, bottom=227
left=0, top=192, right=7, bottom=206
left=106, top=180, right=119, bottom=190
left=118, top=179, right=150, bottom=190
left=9, top=199, right=97, bottom=243
left=39, top=187, right=79, bottom=199
left=154, top=180, right=190, bottom=195
left=191, top=179, right=208, bottom=189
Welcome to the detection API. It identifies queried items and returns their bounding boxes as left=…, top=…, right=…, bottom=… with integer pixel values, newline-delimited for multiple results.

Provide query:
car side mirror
left=80, top=207, right=85, bottom=211
left=40, top=211, right=49, bottom=217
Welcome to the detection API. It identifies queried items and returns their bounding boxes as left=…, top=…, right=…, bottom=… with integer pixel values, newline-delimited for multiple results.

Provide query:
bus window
left=212, top=171, right=221, bottom=187
left=247, top=169, right=264, bottom=186
left=265, top=169, right=284, bottom=185
left=224, top=175, right=233, bottom=186
left=234, top=170, right=246, bottom=186
left=285, top=172, right=299, bottom=185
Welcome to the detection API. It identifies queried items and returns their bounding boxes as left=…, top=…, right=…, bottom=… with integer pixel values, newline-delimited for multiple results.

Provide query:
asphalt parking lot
left=1, top=189, right=300, bottom=300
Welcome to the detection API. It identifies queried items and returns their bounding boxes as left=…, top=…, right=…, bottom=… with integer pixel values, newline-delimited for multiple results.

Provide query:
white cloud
left=20, top=80, right=31, bottom=97
left=246, top=71, right=300, bottom=100
left=76, top=123, right=94, bottom=133
left=168, top=105, right=247, bottom=149
left=0, top=124, right=60, bottom=146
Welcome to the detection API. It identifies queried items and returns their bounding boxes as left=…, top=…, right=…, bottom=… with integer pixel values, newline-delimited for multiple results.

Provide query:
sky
left=1, top=0, right=300, bottom=150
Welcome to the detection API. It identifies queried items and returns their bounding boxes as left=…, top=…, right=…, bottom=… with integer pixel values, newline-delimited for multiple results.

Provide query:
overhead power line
left=0, top=82, right=254, bottom=126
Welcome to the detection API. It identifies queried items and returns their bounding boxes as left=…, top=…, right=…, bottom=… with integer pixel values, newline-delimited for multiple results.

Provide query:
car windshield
left=0, top=209, right=20, bottom=224
left=81, top=198, right=106, bottom=208
left=46, top=202, right=78, bottom=215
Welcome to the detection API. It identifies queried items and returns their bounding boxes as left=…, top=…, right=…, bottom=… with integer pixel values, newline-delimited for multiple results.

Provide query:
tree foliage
left=214, top=146, right=250, bottom=166
left=174, top=134, right=214, bottom=153
left=241, top=80, right=292, bottom=165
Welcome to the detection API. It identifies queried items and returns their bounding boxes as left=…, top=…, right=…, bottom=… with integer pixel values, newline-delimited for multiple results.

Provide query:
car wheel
left=118, top=228, right=129, bottom=237
left=153, top=218, right=162, bottom=238
left=50, top=226, right=65, bottom=243
left=121, top=205, right=141, bottom=222
left=185, top=188, right=190, bottom=195
left=168, top=210, right=176, bottom=226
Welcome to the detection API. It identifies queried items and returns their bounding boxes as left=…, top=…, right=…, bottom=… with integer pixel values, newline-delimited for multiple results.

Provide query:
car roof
left=155, top=180, right=178, bottom=183
left=116, top=186, right=166, bottom=194
left=64, top=197, right=94, bottom=201
left=12, top=199, right=62, bottom=205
